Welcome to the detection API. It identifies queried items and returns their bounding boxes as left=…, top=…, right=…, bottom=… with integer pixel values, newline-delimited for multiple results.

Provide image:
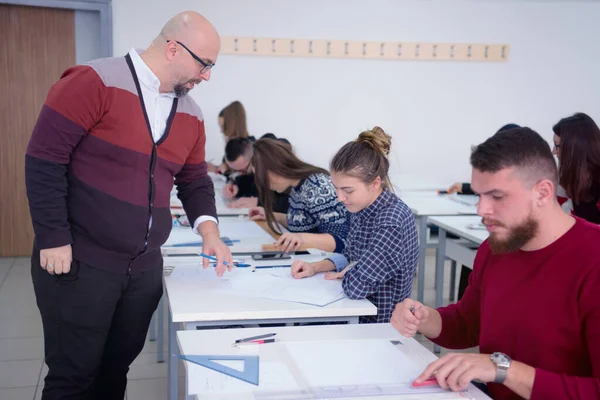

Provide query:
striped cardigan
left=25, top=54, right=216, bottom=274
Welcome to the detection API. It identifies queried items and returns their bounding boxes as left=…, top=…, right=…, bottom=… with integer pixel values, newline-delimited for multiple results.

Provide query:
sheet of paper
left=188, top=360, right=299, bottom=395
left=227, top=271, right=345, bottom=307
left=284, top=339, right=423, bottom=388
left=166, top=266, right=235, bottom=290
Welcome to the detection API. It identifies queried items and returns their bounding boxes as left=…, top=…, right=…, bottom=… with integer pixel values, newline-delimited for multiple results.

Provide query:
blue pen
left=253, top=265, right=292, bottom=269
left=199, top=253, right=252, bottom=268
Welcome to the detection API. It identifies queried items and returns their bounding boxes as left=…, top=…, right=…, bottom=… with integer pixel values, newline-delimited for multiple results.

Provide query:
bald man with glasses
left=25, top=11, right=232, bottom=400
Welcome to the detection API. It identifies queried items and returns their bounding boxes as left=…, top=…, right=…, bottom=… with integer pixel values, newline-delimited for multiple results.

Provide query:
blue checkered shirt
left=329, top=190, right=419, bottom=323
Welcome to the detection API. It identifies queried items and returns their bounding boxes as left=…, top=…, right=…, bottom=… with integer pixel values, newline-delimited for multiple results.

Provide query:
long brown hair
left=330, top=126, right=393, bottom=191
left=252, top=138, right=328, bottom=233
left=219, top=101, right=248, bottom=139
left=553, top=113, right=600, bottom=203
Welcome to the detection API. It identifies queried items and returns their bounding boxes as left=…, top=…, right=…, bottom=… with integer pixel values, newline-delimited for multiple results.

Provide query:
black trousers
left=31, top=244, right=163, bottom=400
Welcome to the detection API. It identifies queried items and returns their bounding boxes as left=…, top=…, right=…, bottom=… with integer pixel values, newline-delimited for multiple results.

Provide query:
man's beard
left=484, top=216, right=539, bottom=254
left=173, top=83, right=190, bottom=97
left=173, top=79, right=200, bottom=97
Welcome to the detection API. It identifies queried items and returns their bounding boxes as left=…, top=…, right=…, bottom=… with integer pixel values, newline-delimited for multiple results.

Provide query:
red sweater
left=432, top=218, right=600, bottom=399
left=25, top=55, right=215, bottom=273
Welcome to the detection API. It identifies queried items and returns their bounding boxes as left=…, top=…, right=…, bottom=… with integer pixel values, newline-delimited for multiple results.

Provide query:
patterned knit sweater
left=25, top=54, right=216, bottom=274
left=287, top=173, right=349, bottom=252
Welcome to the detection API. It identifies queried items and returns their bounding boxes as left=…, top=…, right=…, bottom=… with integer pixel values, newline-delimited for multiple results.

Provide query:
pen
left=232, top=333, right=277, bottom=347
left=237, top=338, right=276, bottom=346
left=200, top=253, right=251, bottom=268
left=253, top=265, right=292, bottom=270
left=409, top=305, right=415, bottom=315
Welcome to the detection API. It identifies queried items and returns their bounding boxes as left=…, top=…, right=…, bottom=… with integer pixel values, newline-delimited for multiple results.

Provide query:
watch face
left=491, top=352, right=511, bottom=369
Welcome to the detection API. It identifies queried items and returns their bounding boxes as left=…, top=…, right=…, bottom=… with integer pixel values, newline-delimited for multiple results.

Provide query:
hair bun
left=357, top=126, right=392, bottom=157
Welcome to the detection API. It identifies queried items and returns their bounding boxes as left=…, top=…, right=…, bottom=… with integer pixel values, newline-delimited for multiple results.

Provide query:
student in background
left=291, top=127, right=419, bottom=323
left=392, top=127, right=600, bottom=400
left=223, top=136, right=289, bottom=213
left=208, top=100, right=252, bottom=173
left=553, top=113, right=600, bottom=224
left=249, top=138, right=349, bottom=253
left=447, top=123, right=521, bottom=195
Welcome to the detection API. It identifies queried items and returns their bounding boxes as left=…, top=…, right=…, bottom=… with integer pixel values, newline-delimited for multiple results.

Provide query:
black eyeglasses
left=167, top=40, right=215, bottom=73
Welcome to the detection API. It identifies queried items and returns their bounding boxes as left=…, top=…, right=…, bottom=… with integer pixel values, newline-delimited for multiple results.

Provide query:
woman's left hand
left=274, top=232, right=303, bottom=253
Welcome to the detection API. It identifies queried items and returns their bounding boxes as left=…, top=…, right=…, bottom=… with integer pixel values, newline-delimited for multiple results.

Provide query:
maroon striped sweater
left=25, top=54, right=216, bottom=274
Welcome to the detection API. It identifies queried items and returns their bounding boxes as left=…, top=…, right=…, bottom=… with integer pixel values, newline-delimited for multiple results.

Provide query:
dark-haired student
left=208, top=100, right=253, bottom=174
left=392, top=127, right=600, bottom=400
left=291, top=127, right=419, bottom=323
left=222, top=136, right=289, bottom=213
left=553, top=112, right=600, bottom=224
left=249, top=138, right=349, bottom=253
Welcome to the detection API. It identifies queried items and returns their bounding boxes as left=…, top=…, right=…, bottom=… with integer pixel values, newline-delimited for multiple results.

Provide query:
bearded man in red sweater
left=392, top=127, right=600, bottom=400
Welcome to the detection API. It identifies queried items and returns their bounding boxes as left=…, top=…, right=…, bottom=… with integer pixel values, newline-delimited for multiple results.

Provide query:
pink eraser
left=411, top=378, right=439, bottom=388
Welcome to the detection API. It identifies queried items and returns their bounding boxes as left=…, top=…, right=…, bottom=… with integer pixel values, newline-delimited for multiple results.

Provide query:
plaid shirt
left=329, top=190, right=419, bottom=323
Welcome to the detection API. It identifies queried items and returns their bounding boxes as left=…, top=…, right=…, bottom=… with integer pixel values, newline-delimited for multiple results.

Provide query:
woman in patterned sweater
left=291, top=127, right=419, bottom=323
left=249, top=138, right=349, bottom=253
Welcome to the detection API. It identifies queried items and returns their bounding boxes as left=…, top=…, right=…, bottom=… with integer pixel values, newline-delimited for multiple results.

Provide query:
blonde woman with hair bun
left=291, top=126, right=419, bottom=323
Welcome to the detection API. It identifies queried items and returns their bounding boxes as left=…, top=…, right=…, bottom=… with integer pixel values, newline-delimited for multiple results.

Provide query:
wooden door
left=0, top=4, right=76, bottom=256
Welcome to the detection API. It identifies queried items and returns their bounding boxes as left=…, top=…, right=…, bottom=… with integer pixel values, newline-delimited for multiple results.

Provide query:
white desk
left=164, top=257, right=377, bottom=400
left=171, top=173, right=251, bottom=217
left=177, top=324, right=491, bottom=400
left=399, top=193, right=478, bottom=304
left=427, top=215, right=487, bottom=307
left=153, top=218, right=279, bottom=363
left=162, top=218, right=275, bottom=256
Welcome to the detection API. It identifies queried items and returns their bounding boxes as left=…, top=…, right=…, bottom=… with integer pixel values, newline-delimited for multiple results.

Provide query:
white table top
left=427, top=215, right=489, bottom=245
left=171, top=173, right=251, bottom=217
left=400, top=192, right=478, bottom=217
left=164, top=257, right=376, bottom=324
left=178, top=324, right=490, bottom=400
left=162, top=219, right=275, bottom=255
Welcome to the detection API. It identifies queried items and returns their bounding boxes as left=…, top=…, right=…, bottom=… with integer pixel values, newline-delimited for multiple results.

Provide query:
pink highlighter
left=411, top=378, right=439, bottom=388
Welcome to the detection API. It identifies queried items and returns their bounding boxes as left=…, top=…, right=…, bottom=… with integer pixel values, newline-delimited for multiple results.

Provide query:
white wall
left=112, top=0, right=600, bottom=188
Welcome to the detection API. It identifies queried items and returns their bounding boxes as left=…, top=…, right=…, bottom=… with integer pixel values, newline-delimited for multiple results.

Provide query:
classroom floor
left=0, top=251, right=476, bottom=400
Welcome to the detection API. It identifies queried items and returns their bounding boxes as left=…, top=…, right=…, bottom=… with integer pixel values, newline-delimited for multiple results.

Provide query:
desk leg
left=168, top=311, right=179, bottom=400
left=433, top=227, right=447, bottom=354
left=149, top=310, right=157, bottom=342
left=449, top=261, right=457, bottom=302
left=417, top=215, right=428, bottom=304
left=157, top=295, right=164, bottom=363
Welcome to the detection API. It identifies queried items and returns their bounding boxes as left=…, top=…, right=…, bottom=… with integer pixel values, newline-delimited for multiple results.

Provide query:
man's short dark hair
left=470, top=127, right=558, bottom=187
left=225, top=137, right=253, bottom=162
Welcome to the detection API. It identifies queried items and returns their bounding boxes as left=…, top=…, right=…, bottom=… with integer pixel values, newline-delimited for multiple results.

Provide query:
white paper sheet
left=166, top=266, right=234, bottom=289
left=284, top=339, right=423, bottom=388
left=227, top=271, right=345, bottom=307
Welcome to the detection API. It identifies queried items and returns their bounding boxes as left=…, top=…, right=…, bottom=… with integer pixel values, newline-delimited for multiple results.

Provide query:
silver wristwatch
left=490, top=352, right=511, bottom=384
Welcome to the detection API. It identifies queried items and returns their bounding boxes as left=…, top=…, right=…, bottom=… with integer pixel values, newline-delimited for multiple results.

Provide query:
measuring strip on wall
left=221, top=37, right=510, bottom=62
